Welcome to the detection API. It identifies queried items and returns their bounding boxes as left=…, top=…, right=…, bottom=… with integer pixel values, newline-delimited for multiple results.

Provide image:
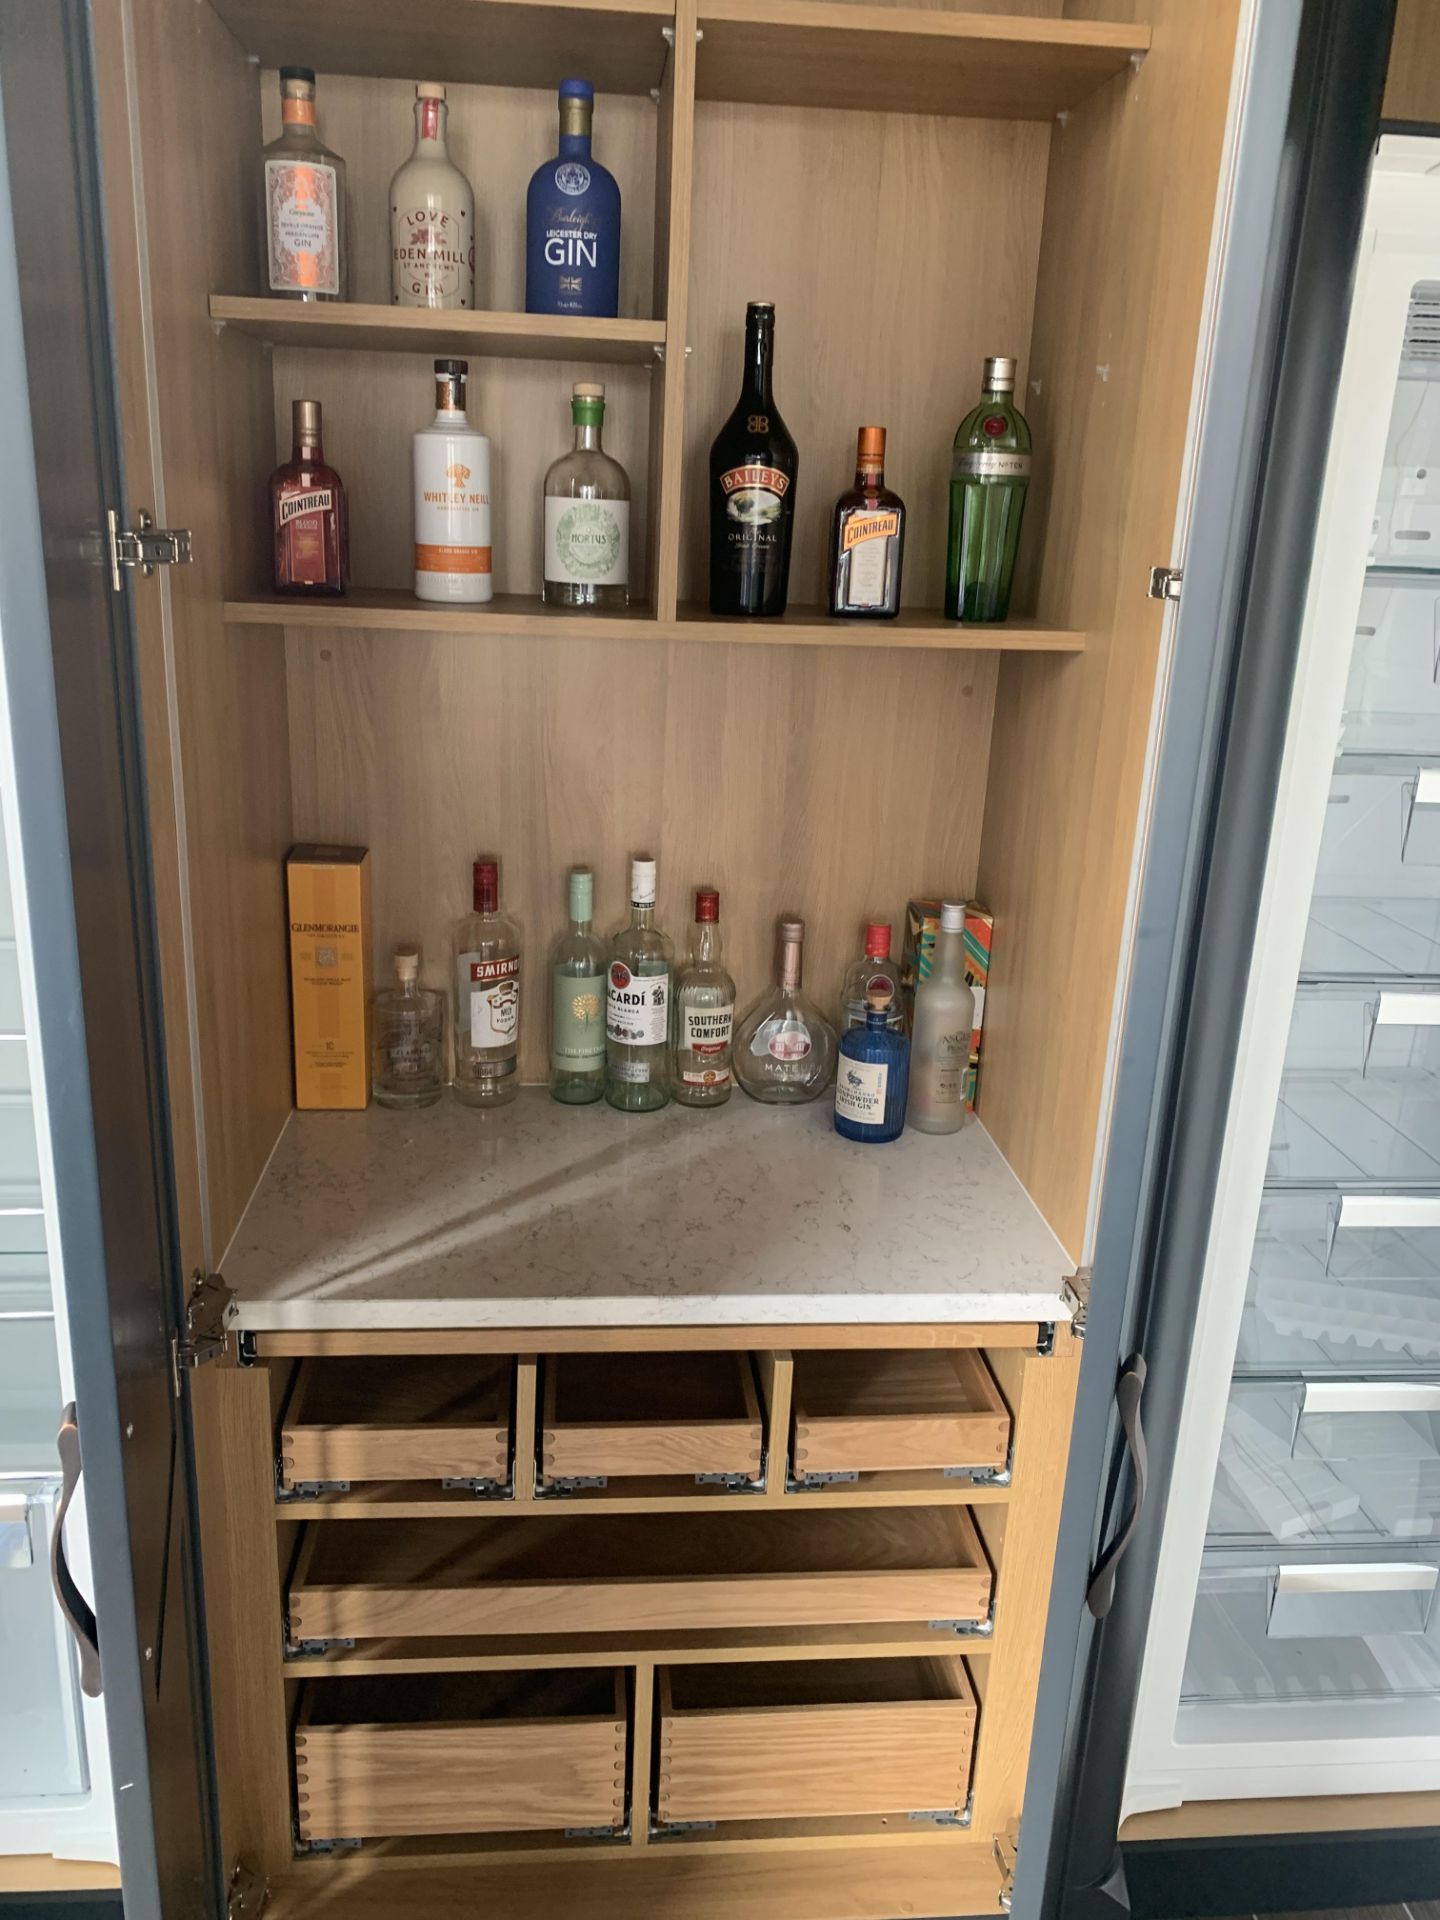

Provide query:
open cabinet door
left=0, top=4, right=225, bottom=1916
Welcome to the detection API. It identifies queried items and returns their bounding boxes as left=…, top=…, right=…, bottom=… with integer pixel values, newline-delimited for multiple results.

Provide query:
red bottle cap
left=473, top=858, right=499, bottom=912
left=864, top=921, right=891, bottom=959
left=695, top=887, right=720, bottom=923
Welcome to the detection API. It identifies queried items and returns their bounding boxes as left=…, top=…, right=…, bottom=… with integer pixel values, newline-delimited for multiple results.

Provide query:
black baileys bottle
left=708, top=302, right=799, bottom=617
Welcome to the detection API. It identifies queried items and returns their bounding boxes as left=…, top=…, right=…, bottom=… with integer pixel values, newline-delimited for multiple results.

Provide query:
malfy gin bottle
left=261, top=67, right=347, bottom=301
left=414, top=359, right=493, bottom=603
left=734, top=918, right=837, bottom=1105
left=453, top=858, right=521, bottom=1108
left=525, top=79, right=621, bottom=319
left=543, top=383, right=630, bottom=609
left=605, top=856, right=672, bottom=1112
left=549, top=866, right=607, bottom=1105
left=390, top=83, right=476, bottom=310
left=945, top=355, right=1031, bottom=622
left=907, top=902, right=976, bottom=1135
left=840, top=922, right=904, bottom=1032
left=672, top=888, right=736, bottom=1108
left=372, top=946, right=444, bottom=1109
left=834, top=987, right=910, bottom=1144
left=828, top=426, right=905, bottom=618
left=710, top=302, right=798, bottom=617
left=271, top=399, right=348, bottom=595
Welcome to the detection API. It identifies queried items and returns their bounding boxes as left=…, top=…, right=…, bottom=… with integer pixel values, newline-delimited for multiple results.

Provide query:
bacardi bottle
left=945, top=355, right=1031, bottom=622
left=709, top=302, right=798, bottom=617
left=605, top=856, right=672, bottom=1112
left=270, top=399, right=348, bottom=595
left=390, top=83, right=476, bottom=310
left=453, top=858, right=521, bottom=1108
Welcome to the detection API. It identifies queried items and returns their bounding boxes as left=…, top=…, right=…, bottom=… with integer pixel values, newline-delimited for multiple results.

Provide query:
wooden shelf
left=225, top=590, right=1084, bottom=652
left=207, top=0, right=674, bottom=96
left=274, top=1476, right=1012, bottom=1521
left=209, top=297, right=666, bottom=365
left=695, top=1, right=1151, bottom=120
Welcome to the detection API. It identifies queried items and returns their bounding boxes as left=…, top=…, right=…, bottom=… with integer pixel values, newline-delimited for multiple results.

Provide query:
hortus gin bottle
left=271, top=399, right=347, bottom=595
left=828, top=426, right=905, bottom=618
left=605, top=856, right=672, bottom=1112
left=526, top=79, right=621, bottom=318
left=945, top=355, right=1031, bottom=622
left=261, top=67, right=346, bottom=301
left=390, top=82, right=475, bottom=310
left=709, top=302, right=798, bottom=617
left=453, top=858, right=521, bottom=1107
left=735, top=918, right=836, bottom=1104
left=672, top=888, right=736, bottom=1107
left=414, top=359, right=492, bottom=603
left=549, top=866, right=607, bottom=1105
left=372, top=946, right=444, bottom=1109
left=543, top=383, right=630, bottom=609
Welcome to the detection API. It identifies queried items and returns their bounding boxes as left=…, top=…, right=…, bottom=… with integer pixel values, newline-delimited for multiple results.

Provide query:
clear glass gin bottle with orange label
left=261, top=67, right=347, bottom=301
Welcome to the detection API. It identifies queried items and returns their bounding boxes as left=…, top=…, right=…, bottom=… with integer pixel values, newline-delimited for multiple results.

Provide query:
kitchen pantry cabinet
left=0, top=0, right=1256, bottom=1913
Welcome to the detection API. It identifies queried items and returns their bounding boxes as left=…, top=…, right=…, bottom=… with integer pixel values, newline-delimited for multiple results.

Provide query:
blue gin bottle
left=834, top=989, right=910, bottom=1143
left=525, top=79, right=621, bottom=319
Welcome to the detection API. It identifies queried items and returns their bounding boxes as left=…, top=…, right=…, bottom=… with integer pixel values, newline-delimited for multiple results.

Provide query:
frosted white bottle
left=390, top=82, right=476, bottom=310
left=414, top=358, right=493, bottom=603
left=907, top=902, right=976, bottom=1135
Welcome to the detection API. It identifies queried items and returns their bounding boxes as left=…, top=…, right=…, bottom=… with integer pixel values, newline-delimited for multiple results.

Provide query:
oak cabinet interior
left=89, top=0, right=1243, bottom=1911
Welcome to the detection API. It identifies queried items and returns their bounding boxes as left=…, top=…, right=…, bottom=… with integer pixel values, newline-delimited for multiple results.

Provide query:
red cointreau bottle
left=271, top=397, right=348, bottom=594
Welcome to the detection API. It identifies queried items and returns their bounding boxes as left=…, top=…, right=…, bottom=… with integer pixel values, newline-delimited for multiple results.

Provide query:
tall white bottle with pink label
left=390, top=83, right=476, bottom=311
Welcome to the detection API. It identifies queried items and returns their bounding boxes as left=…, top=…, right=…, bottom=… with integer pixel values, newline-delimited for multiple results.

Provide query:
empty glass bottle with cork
left=907, top=902, right=976, bottom=1134
left=372, top=946, right=444, bottom=1109
left=734, top=918, right=836, bottom=1104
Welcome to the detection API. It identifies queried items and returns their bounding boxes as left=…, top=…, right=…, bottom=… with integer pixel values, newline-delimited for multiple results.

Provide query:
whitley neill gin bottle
left=271, top=399, right=347, bottom=595
left=709, top=302, right=798, bottom=617
left=414, top=359, right=492, bottom=603
left=945, top=355, right=1031, bottom=622
left=828, top=427, right=905, bottom=618
left=390, top=83, right=476, bottom=309
left=525, top=79, right=621, bottom=318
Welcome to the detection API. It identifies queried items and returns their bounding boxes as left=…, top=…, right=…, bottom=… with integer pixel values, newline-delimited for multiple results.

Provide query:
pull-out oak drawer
left=540, top=1351, right=765, bottom=1489
left=287, top=1507, right=993, bottom=1642
left=656, top=1657, right=977, bottom=1826
left=790, top=1350, right=1010, bottom=1482
left=279, top=1356, right=513, bottom=1494
left=294, top=1669, right=627, bottom=1843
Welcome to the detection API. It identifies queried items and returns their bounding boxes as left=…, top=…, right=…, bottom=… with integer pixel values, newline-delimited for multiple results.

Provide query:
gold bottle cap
left=416, top=81, right=446, bottom=99
left=573, top=381, right=606, bottom=399
left=856, top=425, right=886, bottom=462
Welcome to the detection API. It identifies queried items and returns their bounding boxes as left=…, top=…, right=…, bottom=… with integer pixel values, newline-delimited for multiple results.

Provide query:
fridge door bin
left=1302, top=896, right=1440, bottom=978
left=788, top=1350, right=1011, bottom=1482
left=1285, top=984, right=1440, bottom=1079
left=1318, top=765, right=1440, bottom=887
left=0, top=1481, right=87, bottom=1797
left=1341, top=580, right=1440, bottom=757
left=538, top=1351, right=765, bottom=1490
left=278, top=1355, right=514, bottom=1494
left=294, top=1668, right=628, bottom=1844
left=1267, top=1562, right=1439, bottom=1639
left=285, top=1508, right=994, bottom=1641
left=1269, top=1076, right=1440, bottom=1183
left=654, top=1657, right=977, bottom=1826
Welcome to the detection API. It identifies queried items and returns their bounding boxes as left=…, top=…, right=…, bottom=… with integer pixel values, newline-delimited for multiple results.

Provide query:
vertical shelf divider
left=648, top=0, right=699, bottom=620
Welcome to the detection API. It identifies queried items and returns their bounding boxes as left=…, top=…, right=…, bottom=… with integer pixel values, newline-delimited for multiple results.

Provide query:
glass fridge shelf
left=1269, top=1076, right=1440, bottom=1184
left=1302, top=897, right=1440, bottom=981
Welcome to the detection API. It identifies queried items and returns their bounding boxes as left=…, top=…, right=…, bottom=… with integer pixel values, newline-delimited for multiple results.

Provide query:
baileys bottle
left=708, top=302, right=799, bottom=618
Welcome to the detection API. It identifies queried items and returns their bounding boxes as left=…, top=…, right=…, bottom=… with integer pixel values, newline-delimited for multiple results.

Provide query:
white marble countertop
left=220, top=1089, right=1074, bottom=1329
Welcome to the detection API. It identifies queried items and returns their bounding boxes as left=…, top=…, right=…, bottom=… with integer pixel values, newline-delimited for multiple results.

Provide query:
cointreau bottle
left=827, top=426, right=905, bottom=618
left=271, top=399, right=348, bottom=596
left=709, top=302, right=798, bottom=617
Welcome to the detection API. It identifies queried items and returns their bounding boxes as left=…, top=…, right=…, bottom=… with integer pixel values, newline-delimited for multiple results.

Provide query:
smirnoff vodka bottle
left=414, top=359, right=492, bottom=603
left=390, top=83, right=476, bottom=310
left=605, top=857, right=672, bottom=1112
left=453, top=858, right=521, bottom=1107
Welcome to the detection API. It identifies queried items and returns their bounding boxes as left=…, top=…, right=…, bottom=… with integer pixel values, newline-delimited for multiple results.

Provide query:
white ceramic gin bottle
left=907, top=902, right=976, bottom=1134
left=414, top=358, right=493, bottom=603
left=390, top=83, right=476, bottom=310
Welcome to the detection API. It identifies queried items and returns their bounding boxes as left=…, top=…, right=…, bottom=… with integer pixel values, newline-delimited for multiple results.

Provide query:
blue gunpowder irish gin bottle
left=834, top=987, right=910, bottom=1144
left=526, top=79, right=621, bottom=318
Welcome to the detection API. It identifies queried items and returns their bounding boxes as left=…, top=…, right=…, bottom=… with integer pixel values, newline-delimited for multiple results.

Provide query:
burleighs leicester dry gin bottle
left=271, top=399, right=348, bottom=595
left=261, top=67, right=347, bottom=301
left=709, top=302, right=798, bottom=617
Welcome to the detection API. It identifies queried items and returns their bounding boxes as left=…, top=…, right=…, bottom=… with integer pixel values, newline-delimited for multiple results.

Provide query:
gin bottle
left=390, top=82, right=476, bottom=310
left=414, top=360, right=492, bottom=604
left=908, top=902, right=976, bottom=1135
left=525, top=79, right=621, bottom=319
left=372, top=946, right=444, bottom=1109
left=549, top=866, right=607, bottom=1105
left=453, top=858, right=521, bottom=1108
left=543, top=383, right=630, bottom=609
left=945, top=355, right=1031, bottom=622
left=260, top=67, right=347, bottom=301
left=671, top=888, right=736, bottom=1107
left=840, top=921, right=904, bottom=1032
left=734, top=918, right=836, bottom=1105
left=605, top=856, right=672, bottom=1112
left=834, top=989, right=910, bottom=1144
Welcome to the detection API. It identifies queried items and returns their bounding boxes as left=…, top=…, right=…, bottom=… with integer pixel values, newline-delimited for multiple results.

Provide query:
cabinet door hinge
left=170, top=1272, right=234, bottom=1394
left=1147, top=564, right=1182, bottom=602
left=106, top=507, right=193, bottom=590
left=994, top=1822, right=1019, bottom=1912
left=1063, top=1266, right=1091, bottom=1336
left=227, top=1857, right=268, bottom=1919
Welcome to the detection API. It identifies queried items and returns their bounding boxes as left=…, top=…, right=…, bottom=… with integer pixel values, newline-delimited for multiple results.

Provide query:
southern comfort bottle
left=270, top=399, right=348, bottom=596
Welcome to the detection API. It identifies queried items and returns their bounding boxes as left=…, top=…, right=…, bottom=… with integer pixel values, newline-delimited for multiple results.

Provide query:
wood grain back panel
left=975, top=0, right=1241, bottom=1255
left=1384, top=0, right=1440, bottom=123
